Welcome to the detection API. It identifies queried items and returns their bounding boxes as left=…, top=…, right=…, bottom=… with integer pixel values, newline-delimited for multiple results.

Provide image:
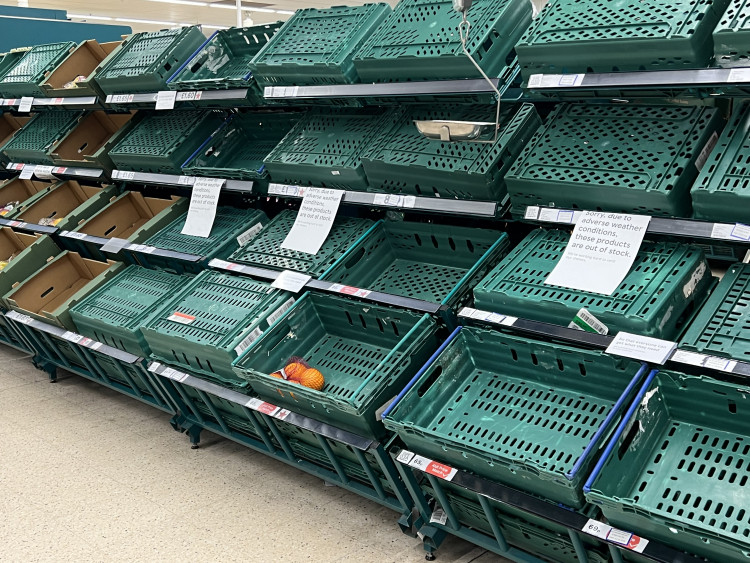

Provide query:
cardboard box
left=4, top=251, right=123, bottom=329
left=0, top=177, right=56, bottom=218
left=0, top=114, right=31, bottom=155
left=39, top=40, right=122, bottom=99
left=0, top=229, right=59, bottom=300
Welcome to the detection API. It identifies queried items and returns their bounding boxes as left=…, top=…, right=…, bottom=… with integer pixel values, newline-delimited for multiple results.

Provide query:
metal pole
left=235, top=0, right=242, bottom=27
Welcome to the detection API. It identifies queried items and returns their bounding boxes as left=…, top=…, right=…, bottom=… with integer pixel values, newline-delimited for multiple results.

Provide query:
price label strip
left=459, top=307, right=517, bottom=327
left=395, top=450, right=458, bottom=481
left=582, top=519, right=649, bottom=553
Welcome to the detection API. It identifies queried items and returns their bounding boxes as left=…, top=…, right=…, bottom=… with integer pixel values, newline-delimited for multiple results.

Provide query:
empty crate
left=0, top=42, right=76, bottom=98
left=38, top=39, right=122, bottom=98
left=714, top=0, right=750, bottom=66
left=0, top=230, right=59, bottom=298
left=0, top=176, right=55, bottom=218
left=0, top=110, right=84, bottom=165
left=12, top=181, right=117, bottom=230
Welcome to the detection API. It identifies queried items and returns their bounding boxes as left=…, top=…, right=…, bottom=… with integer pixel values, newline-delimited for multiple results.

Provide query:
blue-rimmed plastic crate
left=250, top=4, right=391, bottom=87
left=0, top=110, right=84, bottom=165
left=585, top=369, right=750, bottom=562
left=714, top=0, right=750, bottom=67
left=473, top=229, right=713, bottom=340
left=353, top=0, right=531, bottom=82
left=233, top=292, right=440, bottom=439
left=92, top=26, right=206, bottom=95
left=0, top=42, right=76, bottom=98
left=384, top=326, right=648, bottom=508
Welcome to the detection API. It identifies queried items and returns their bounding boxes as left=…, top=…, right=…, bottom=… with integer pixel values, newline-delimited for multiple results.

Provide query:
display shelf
left=6, top=162, right=105, bottom=181
left=104, top=88, right=252, bottom=109
left=111, top=169, right=253, bottom=193
left=0, top=216, right=56, bottom=235
left=1, top=96, right=99, bottom=109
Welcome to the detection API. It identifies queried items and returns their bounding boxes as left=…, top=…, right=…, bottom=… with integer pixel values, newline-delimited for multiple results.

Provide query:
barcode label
left=236, top=222, right=263, bottom=246
left=695, top=131, right=719, bottom=171
left=568, top=308, right=609, bottom=335
left=430, top=509, right=448, bottom=525
left=267, top=298, right=295, bottom=327
left=234, top=327, right=263, bottom=356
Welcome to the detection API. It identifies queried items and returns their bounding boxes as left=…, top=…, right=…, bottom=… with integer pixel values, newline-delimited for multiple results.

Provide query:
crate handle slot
left=417, top=365, right=442, bottom=398
left=104, top=225, right=117, bottom=236
left=40, top=286, right=54, bottom=298
left=343, top=247, right=365, bottom=269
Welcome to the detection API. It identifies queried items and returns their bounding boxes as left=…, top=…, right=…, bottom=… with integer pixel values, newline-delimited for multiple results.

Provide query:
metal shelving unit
left=111, top=169, right=253, bottom=193
left=6, top=162, right=106, bottom=181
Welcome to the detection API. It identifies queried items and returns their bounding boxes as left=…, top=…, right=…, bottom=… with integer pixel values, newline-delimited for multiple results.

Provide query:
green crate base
left=714, top=1, right=750, bottom=67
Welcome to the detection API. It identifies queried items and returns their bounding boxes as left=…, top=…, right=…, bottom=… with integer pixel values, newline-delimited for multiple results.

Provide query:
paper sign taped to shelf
left=569, top=308, right=609, bottom=335
left=99, top=237, right=130, bottom=255
left=280, top=187, right=344, bottom=255
left=19, top=165, right=33, bottom=180
left=606, top=332, right=677, bottom=364
left=266, top=298, right=295, bottom=326
left=167, top=312, right=195, bottom=325
left=582, top=519, right=648, bottom=553
left=181, top=177, right=225, bottom=238
left=155, top=90, right=177, bottom=110
left=33, top=165, right=55, bottom=179
left=18, top=97, right=33, bottom=112
left=236, top=222, right=263, bottom=246
left=271, top=270, right=311, bottom=293
left=545, top=211, right=651, bottom=295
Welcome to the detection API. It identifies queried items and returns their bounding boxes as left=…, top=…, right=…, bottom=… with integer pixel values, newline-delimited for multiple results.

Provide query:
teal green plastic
left=182, top=111, right=300, bottom=181
left=0, top=110, right=84, bottom=165
left=250, top=4, right=391, bottom=86
left=585, top=371, right=750, bottom=562
left=141, top=269, right=291, bottom=387
left=385, top=326, right=646, bottom=508
left=0, top=42, right=76, bottom=98
left=713, top=0, right=750, bottom=67
left=0, top=233, right=58, bottom=301
left=353, top=0, right=531, bottom=82
left=362, top=104, right=540, bottom=201
left=233, top=292, right=439, bottom=439
left=228, top=209, right=374, bottom=277
left=474, top=229, right=713, bottom=339
left=108, top=110, right=227, bottom=175
left=263, top=108, right=392, bottom=190
left=70, top=265, right=189, bottom=356
left=516, top=0, right=731, bottom=78
left=0, top=52, right=26, bottom=83
left=506, top=104, right=723, bottom=218
left=92, top=26, right=206, bottom=94
left=323, top=220, right=509, bottom=308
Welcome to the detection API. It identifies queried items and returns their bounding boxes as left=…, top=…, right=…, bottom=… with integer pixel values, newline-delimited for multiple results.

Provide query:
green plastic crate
left=516, top=0, right=731, bottom=78
left=250, top=4, right=391, bottom=86
left=714, top=0, right=750, bottom=66
left=386, top=326, right=646, bottom=508
left=0, top=42, right=76, bottom=98
left=92, top=26, right=206, bottom=94
left=474, top=229, right=713, bottom=339
left=680, top=263, right=750, bottom=361
left=0, top=231, right=59, bottom=301
left=585, top=370, right=750, bottom=562
left=353, top=0, right=531, bottom=82
left=233, top=292, right=440, bottom=438
left=0, top=51, right=27, bottom=83
left=70, top=265, right=189, bottom=356
left=323, top=220, right=509, bottom=308
left=692, top=103, right=750, bottom=222
left=0, top=110, right=84, bottom=165
left=141, top=269, right=292, bottom=387
left=263, top=108, right=392, bottom=190
left=506, top=104, right=723, bottom=218
left=362, top=104, right=540, bottom=200
left=108, top=110, right=227, bottom=174
left=182, top=111, right=300, bottom=181
left=228, top=209, right=374, bottom=277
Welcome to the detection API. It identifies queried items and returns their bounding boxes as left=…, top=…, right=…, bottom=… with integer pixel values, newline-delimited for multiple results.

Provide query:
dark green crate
left=516, top=0, right=731, bottom=78
left=0, top=110, right=83, bottom=165
left=182, top=111, right=300, bottom=181
left=93, top=26, right=206, bottom=94
left=714, top=0, right=750, bottom=67
left=385, top=326, right=646, bottom=508
left=263, top=108, right=391, bottom=190
left=506, top=104, right=723, bottom=218
left=108, top=110, right=227, bottom=175
left=362, top=104, right=539, bottom=201
left=250, top=4, right=391, bottom=87
left=353, top=0, right=532, bottom=82
left=228, top=209, right=374, bottom=277
left=473, top=229, right=713, bottom=339
left=0, top=52, right=27, bottom=83
left=585, top=370, right=750, bottom=562
left=680, top=263, right=750, bottom=361
left=0, top=42, right=76, bottom=98
left=233, top=292, right=439, bottom=439
left=141, top=269, right=292, bottom=387
left=692, top=103, right=750, bottom=222
left=70, top=265, right=189, bottom=357
left=323, top=220, right=509, bottom=308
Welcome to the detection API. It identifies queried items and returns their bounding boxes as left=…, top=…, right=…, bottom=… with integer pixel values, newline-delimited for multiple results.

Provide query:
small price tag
left=162, top=367, right=189, bottom=383
left=116, top=170, right=136, bottom=181
left=7, top=311, right=33, bottom=324
left=729, top=68, right=750, bottom=83
left=268, top=183, right=302, bottom=197
left=372, top=194, right=416, bottom=208
left=524, top=206, right=540, bottom=220
left=18, top=97, right=33, bottom=112
left=246, top=398, right=280, bottom=416
left=19, top=165, right=33, bottom=180
left=670, top=349, right=706, bottom=367
left=61, top=331, right=85, bottom=344
left=107, top=94, right=134, bottom=104
left=703, top=356, right=738, bottom=373
left=177, top=175, right=193, bottom=186
left=61, top=230, right=88, bottom=240
left=271, top=270, right=311, bottom=294
left=167, top=312, right=196, bottom=325
left=99, top=237, right=130, bottom=255
left=51, top=97, right=64, bottom=105
left=177, top=91, right=202, bottom=101
left=33, top=165, right=55, bottom=179
left=327, top=284, right=372, bottom=298
left=2, top=99, right=15, bottom=106
left=129, top=244, right=156, bottom=254
left=396, top=450, right=415, bottom=464
left=52, top=167, right=67, bottom=175
left=606, top=332, right=677, bottom=365
left=582, top=519, right=648, bottom=552
left=155, top=90, right=177, bottom=110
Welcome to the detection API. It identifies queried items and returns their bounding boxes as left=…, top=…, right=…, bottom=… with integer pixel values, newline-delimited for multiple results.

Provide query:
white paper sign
left=545, top=211, right=651, bottom=295
left=606, top=332, right=677, bottom=365
left=18, top=97, right=33, bottom=112
left=280, top=188, right=344, bottom=255
left=181, top=177, right=225, bottom=238
left=19, top=165, right=33, bottom=180
left=271, top=270, right=311, bottom=293
left=155, top=90, right=177, bottom=110
left=33, top=165, right=55, bottom=179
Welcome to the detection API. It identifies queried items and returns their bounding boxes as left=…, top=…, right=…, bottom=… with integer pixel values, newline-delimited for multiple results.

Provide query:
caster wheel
left=425, top=554, right=436, bottom=561
left=190, top=444, right=199, bottom=450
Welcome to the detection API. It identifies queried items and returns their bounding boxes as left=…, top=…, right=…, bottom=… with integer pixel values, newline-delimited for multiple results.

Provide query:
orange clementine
left=299, top=368, right=325, bottom=391
left=270, top=371, right=283, bottom=379
left=283, top=361, right=307, bottom=381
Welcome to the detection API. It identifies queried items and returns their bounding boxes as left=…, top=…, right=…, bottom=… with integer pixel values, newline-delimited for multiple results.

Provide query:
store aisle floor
left=0, top=346, right=509, bottom=563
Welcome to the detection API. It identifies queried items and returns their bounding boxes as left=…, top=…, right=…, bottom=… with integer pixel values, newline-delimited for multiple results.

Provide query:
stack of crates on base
left=516, top=0, right=731, bottom=78
left=505, top=104, right=724, bottom=217
left=353, top=0, right=532, bottom=82
left=93, top=27, right=206, bottom=95
left=714, top=0, right=750, bottom=66
left=0, top=176, right=56, bottom=218
left=0, top=110, right=85, bottom=165
left=0, top=42, right=76, bottom=98
left=250, top=4, right=391, bottom=86
left=108, top=110, right=227, bottom=175
left=362, top=104, right=540, bottom=200
left=473, top=229, right=713, bottom=339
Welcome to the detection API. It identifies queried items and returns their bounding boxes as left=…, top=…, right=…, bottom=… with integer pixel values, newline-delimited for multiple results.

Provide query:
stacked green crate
left=250, top=4, right=391, bottom=86
left=474, top=229, right=713, bottom=339
left=0, top=110, right=84, bottom=165
left=108, top=110, right=227, bottom=174
left=0, top=52, right=27, bottom=84
left=362, top=104, right=540, bottom=200
left=263, top=108, right=392, bottom=190
left=228, top=209, right=374, bottom=277
left=353, top=0, right=531, bottom=81
left=516, top=0, right=731, bottom=78
left=0, top=42, right=76, bottom=98
left=714, top=0, right=750, bottom=66
left=506, top=104, right=723, bottom=217
left=92, top=27, right=206, bottom=94
left=182, top=111, right=300, bottom=182
left=141, top=269, right=293, bottom=387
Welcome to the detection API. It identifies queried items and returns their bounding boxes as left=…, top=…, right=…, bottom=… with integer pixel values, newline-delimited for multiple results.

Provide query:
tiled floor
left=0, top=345, right=508, bottom=562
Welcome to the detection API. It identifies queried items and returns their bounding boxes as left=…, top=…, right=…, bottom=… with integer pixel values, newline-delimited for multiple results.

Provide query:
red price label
left=256, top=402, right=278, bottom=416
left=425, top=461, right=457, bottom=481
